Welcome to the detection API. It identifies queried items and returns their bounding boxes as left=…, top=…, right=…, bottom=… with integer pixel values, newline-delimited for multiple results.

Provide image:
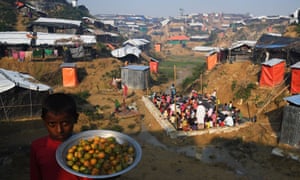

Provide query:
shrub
left=231, top=80, right=237, bottom=91
left=234, top=82, right=256, bottom=100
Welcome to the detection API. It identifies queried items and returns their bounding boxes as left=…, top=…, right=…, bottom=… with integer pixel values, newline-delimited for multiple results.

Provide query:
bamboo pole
left=174, top=65, right=177, bottom=130
left=200, top=73, right=203, bottom=95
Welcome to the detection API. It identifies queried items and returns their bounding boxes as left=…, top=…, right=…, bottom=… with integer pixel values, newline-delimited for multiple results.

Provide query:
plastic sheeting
left=0, top=31, right=96, bottom=46
left=149, top=59, right=159, bottom=73
left=0, top=68, right=51, bottom=92
left=290, top=62, right=300, bottom=94
left=70, top=46, right=85, bottom=58
left=111, top=45, right=141, bottom=58
left=0, top=68, right=52, bottom=121
left=259, top=58, right=285, bottom=87
left=60, top=63, right=78, bottom=87
left=206, top=53, right=218, bottom=70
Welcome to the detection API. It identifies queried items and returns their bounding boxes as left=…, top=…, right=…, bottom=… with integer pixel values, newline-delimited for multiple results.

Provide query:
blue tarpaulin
left=284, top=94, right=300, bottom=106
left=255, top=44, right=287, bottom=49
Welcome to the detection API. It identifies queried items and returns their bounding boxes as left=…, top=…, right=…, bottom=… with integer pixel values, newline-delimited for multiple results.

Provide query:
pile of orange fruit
left=65, top=136, right=135, bottom=175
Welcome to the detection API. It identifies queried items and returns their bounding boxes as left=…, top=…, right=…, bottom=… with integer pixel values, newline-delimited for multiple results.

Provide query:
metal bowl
left=56, top=130, right=142, bottom=179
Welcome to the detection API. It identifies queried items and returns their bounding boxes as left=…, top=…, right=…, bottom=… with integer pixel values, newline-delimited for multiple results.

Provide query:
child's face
left=43, top=111, right=76, bottom=142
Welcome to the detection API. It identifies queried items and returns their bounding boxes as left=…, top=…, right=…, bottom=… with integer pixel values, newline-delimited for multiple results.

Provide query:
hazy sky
left=77, top=0, right=300, bottom=17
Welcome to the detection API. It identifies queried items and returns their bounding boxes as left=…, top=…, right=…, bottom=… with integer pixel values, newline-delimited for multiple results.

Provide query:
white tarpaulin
left=0, top=68, right=52, bottom=93
left=0, top=31, right=96, bottom=46
left=111, top=45, right=141, bottom=58
left=0, top=73, right=15, bottom=93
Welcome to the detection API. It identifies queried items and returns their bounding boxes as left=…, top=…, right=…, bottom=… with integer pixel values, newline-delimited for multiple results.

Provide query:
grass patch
left=159, top=55, right=206, bottom=80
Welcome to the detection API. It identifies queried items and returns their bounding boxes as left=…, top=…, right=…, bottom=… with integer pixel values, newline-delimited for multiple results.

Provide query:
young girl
left=30, top=93, right=91, bottom=180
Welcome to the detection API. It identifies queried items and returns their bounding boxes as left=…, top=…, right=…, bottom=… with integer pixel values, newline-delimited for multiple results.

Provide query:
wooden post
left=200, top=73, right=203, bottom=95
left=146, top=71, right=149, bottom=96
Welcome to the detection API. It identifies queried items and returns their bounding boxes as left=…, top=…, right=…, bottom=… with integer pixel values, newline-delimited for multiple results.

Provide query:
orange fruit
left=99, top=137, right=106, bottom=143
left=66, top=153, right=73, bottom=161
left=98, top=152, right=105, bottom=159
left=90, top=158, right=97, bottom=166
left=83, top=160, right=90, bottom=167
left=84, top=145, right=91, bottom=151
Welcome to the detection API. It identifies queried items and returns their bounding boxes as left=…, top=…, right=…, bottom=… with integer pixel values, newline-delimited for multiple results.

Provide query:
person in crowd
left=228, top=101, right=233, bottom=111
left=163, top=109, right=169, bottom=120
left=114, top=99, right=121, bottom=112
left=234, top=108, right=242, bottom=125
left=30, top=93, right=91, bottom=180
left=196, top=102, right=206, bottom=129
left=170, top=83, right=176, bottom=98
left=111, top=77, right=118, bottom=91
left=224, top=113, right=234, bottom=127
left=211, top=89, right=217, bottom=101
left=149, top=88, right=243, bottom=131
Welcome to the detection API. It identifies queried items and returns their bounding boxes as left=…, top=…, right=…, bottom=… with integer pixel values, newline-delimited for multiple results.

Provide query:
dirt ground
left=1, top=56, right=300, bottom=180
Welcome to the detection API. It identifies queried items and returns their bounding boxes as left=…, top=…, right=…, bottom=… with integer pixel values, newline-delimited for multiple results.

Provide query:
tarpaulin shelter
left=259, top=58, right=285, bottom=87
left=149, top=58, right=159, bottom=73
left=154, top=43, right=161, bottom=52
left=111, top=45, right=141, bottom=58
left=280, top=94, right=300, bottom=148
left=206, top=51, right=218, bottom=70
left=0, top=68, right=52, bottom=121
left=253, top=34, right=300, bottom=65
left=290, top=62, right=300, bottom=94
left=60, top=63, right=78, bottom=87
left=121, top=65, right=150, bottom=89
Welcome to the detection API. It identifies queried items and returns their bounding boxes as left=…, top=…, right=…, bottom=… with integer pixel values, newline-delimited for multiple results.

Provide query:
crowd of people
left=150, top=88, right=243, bottom=131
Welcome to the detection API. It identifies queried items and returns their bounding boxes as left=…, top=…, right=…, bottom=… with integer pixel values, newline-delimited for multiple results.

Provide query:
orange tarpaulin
left=168, top=35, right=190, bottom=41
left=149, top=58, right=159, bottom=73
left=259, top=58, right=285, bottom=87
left=60, top=63, right=78, bottom=87
left=290, top=62, right=300, bottom=94
left=206, top=53, right=218, bottom=70
left=154, top=43, right=161, bottom=52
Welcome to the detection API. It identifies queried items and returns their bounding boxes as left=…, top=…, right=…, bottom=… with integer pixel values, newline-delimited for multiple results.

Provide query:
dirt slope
left=0, top=56, right=299, bottom=180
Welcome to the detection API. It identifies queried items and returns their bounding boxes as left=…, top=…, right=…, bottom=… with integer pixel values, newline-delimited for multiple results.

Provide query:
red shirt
left=30, top=136, right=90, bottom=180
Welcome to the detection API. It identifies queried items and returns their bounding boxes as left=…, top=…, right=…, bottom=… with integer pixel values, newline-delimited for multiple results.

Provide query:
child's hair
left=41, top=93, right=78, bottom=122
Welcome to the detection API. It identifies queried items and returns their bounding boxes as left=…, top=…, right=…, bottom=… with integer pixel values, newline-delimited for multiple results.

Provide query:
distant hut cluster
left=0, top=17, right=105, bottom=62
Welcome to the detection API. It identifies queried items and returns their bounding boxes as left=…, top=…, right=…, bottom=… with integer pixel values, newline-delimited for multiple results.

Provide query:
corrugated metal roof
left=229, top=40, right=257, bottom=50
left=0, top=31, right=96, bottom=46
left=284, top=94, right=300, bottom=106
left=60, top=63, right=77, bottom=68
left=34, top=17, right=82, bottom=27
left=0, top=68, right=52, bottom=93
left=122, top=39, right=150, bottom=47
left=192, top=46, right=219, bottom=52
left=261, top=58, right=285, bottom=66
left=121, top=65, right=149, bottom=71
